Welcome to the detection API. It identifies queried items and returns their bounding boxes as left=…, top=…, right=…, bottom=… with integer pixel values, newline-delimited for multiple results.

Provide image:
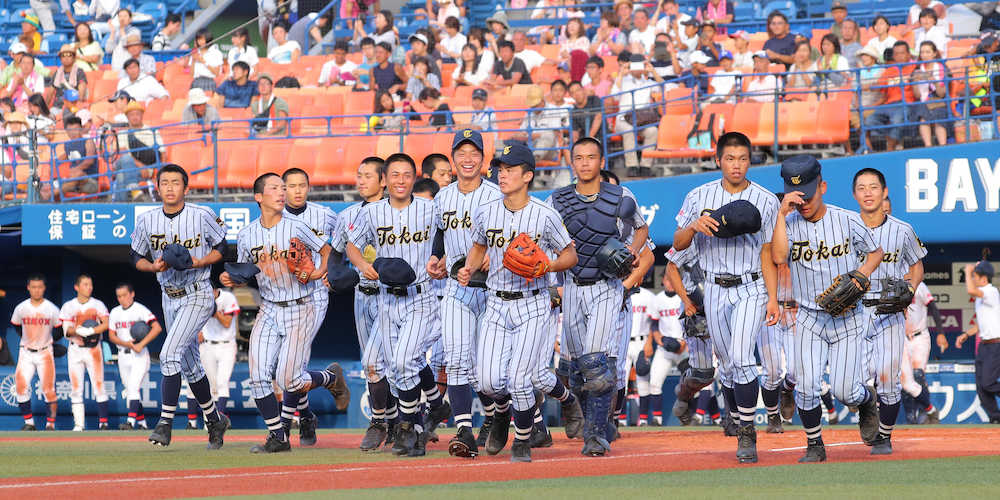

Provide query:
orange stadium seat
left=729, top=101, right=762, bottom=144
left=644, top=113, right=713, bottom=160
left=376, top=134, right=403, bottom=159
left=218, top=141, right=259, bottom=189
left=255, top=140, right=295, bottom=176
left=403, top=130, right=437, bottom=165
left=93, top=78, right=119, bottom=101
left=804, top=99, right=849, bottom=145
left=287, top=139, right=320, bottom=177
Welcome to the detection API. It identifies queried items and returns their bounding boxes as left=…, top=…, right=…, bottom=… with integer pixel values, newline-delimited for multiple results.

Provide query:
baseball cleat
left=736, top=424, right=758, bottom=463
left=324, top=362, right=351, bottom=411
left=21, top=423, right=36, bottom=431
left=476, top=415, right=493, bottom=447
left=424, top=401, right=451, bottom=437
left=72, top=426, right=84, bottom=432
left=721, top=414, right=739, bottom=437
left=360, top=422, right=389, bottom=451
left=673, top=397, right=695, bottom=426
left=186, top=420, right=198, bottom=430
left=299, top=415, right=317, bottom=446
left=766, top=413, right=784, bottom=434
left=408, top=431, right=429, bottom=457
left=827, top=410, right=839, bottom=425
left=119, top=423, right=133, bottom=430
left=925, top=407, right=940, bottom=424
left=798, top=438, right=827, bottom=463
left=392, top=422, right=418, bottom=456
left=511, top=439, right=532, bottom=463
left=44, top=422, right=55, bottom=431
left=485, top=410, right=512, bottom=455
left=98, top=422, right=109, bottom=430
left=581, top=436, right=610, bottom=456
left=448, top=426, right=479, bottom=458
left=206, top=414, right=229, bottom=450
left=870, top=435, right=892, bottom=455
left=149, top=421, right=172, bottom=447
left=562, top=397, right=584, bottom=439
left=857, top=395, right=880, bottom=445
left=529, top=424, right=553, bottom=448
left=250, top=433, right=291, bottom=454
left=779, top=386, right=796, bottom=422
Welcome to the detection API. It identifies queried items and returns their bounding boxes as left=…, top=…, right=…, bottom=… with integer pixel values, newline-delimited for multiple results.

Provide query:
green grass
left=212, top=456, right=1000, bottom=499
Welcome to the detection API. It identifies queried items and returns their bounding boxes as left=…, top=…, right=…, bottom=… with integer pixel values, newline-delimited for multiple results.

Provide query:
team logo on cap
left=463, top=129, right=472, bottom=138
left=503, top=145, right=511, bottom=155
left=790, top=176, right=801, bottom=185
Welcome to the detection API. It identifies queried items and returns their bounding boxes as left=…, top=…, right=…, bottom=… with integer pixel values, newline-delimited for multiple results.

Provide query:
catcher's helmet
left=595, top=239, right=635, bottom=280
left=130, top=321, right=151, bottom=343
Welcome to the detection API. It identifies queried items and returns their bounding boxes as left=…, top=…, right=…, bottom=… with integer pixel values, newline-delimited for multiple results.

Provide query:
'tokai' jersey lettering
left=434, top=180, right=503, bottom=270
left=131, top=203, right=227, bottom=288
left=348, top=197, right=438, bottom=285
left=237, top=216, right=329, bottom=302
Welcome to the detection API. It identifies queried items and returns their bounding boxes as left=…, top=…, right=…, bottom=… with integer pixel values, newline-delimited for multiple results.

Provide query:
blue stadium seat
left=762, top=0, right=796, bottom=20
left=733, top=2, right=758, bottom=21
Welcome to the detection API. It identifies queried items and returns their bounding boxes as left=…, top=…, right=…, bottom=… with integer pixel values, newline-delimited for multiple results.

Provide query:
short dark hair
left=892, top=40, right=910, bottom=52
left=27, top=274, right=45, bottom=285
left=232, top=60, right=250, bottom=73
left=273, top=20, right=291, bottom=32
left=919, top=7, right=937, bottom=21
left=64, top=116, right=82, bottom=127
left=600, top=170, right=620, bottom=185
left=384, top=153, right=417, bottom=175
left=412, top=55, right=429, bottom=67
left=550, top=79, right=567, bottom=91
left=234, top=26, right=249, bottom=38
left=498, top=40, right=515, bottom=51
left=852, top=167, right=886, bottom=189
left=445, top=16, right=461, bottom=30
left=715, top=131, right=751, bottom=159
left=419, top=87, right=441, bottom=101
left=157, top=163, right=189, bottom=188
left=422, top=153, right=450, bottom=176
left=282, top=168, right=310, bottom=184
left=572, top=137, right=604, bottom=159
left=821, top=33, right=841, bottom=54
left=75, top=274, right=92, bottom=285
left=166, top=13, right=181, bottom=25
left=568, top=80, right=583, bottom=89
left=123, top=57, right=139, bottom=69
left=586, top=55, right=604, bottom=68
left=360, top=156, right=385, bottom=179
left=376, top=41, right=392, bottom=52
left=413, top=178, right=440, bottom=197
left=333, top=40, right=349, bottom=52
left=253, top=172, right=281, bottom=194
left=360, top=37, right=375, bottom=46
left=116, top=282, right=134, bottom=293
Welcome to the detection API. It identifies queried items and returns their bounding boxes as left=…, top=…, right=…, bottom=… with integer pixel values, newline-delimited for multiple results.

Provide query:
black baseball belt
left=23, top=345, right=50, bottom=353
left=495, top=289, right=542, bottom=301
left=206, top=340, right=232, bottom=345
left=384, top=284, right=424, bottom=297
left=358, top=285, right=379, bottom=296
left=573, top=277, right=604, bottom=286
left=163, top=282, right=201, bottom=299
left=779, top=300, right=797, bottom=309
left=711, top=272, right=760, bottom=288
left=273, top=296, right=310, bottom=307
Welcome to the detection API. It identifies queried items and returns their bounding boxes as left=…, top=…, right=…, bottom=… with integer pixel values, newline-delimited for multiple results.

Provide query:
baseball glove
left=503, top=233, right=550, bottom=282
left=875, top=278, right=914, bottom=315
left=815, top=270, right=870, bottom=317
left=287, top=237, right=315, bottom=284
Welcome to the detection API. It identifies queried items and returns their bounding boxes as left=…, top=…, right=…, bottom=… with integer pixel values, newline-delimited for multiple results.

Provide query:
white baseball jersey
left=201, top=290, right=240, bottom=341
left=652, top=291, right=684, bottom=339
left=108, top=302, right=157, bottom=343
left=907, top=282, right=934, bottom=334
left=285, top=201, right=340, bottom=268
left=130, top=203, right=228, bottom=287
left=866, top=215, right=926, bottom=297
left=472, top=197, right=572, bottom=292
left=676, top=180, right=778, bottom=275
left=11, top=299, right=61, bottom=350
left=59, top=297, right=110, bottom=347
left=974, top=284, right=1000, bottom=341
left=629, top=287, right=657, bottom=339
left=332, top=201, right=378, bottom=288
left=348, top=197, right=438, bottom=285
left=784, top=204, right=879, bottom=311
left=236, top=215, right=329, bottom=302
left=434, top=180, right=503, bottom=270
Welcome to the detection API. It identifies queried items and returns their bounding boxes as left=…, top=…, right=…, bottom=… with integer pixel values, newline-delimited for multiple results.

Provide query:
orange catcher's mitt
left=287, top=237, right=315, bottom=284
left=503, top=233, right=550, bottom=283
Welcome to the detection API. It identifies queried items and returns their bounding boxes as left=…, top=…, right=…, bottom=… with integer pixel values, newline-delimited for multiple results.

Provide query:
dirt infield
left=2, top=427, right=998, bottom=498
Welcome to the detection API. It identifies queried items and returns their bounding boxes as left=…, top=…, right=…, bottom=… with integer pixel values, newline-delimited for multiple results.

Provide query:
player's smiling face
left=284, top=172, right=309, bottom=208
left=717, top=145, right=750, bottom=187
left=452, top=143, right=482, bottom=181
left=386, top=161, right=416, bottom=201
left=852, top=173, right=886, bottom=215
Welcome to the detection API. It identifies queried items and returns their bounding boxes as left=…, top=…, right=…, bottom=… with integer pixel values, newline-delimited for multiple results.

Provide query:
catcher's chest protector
left=552, top=183, right=637, bottom=280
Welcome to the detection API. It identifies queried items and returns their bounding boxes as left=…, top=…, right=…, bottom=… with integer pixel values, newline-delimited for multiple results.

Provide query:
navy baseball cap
left=326, top=262, right=361, bottom=293
left=472, top=88, right=488, bottom=100
left=710, top=199, right=762, bottom=238
left=373, top=257, right=417, bottom=287
left=974, top=261, right=995, bottom=279
left=781, top=155, right=822, bottom=199
left=490, top=142, right=536, bottom=172
left=452, top=128, right=484, bottom=153
left=224, top=262, right=260, bottom=284
left=162, top=243, right=193, bottom=270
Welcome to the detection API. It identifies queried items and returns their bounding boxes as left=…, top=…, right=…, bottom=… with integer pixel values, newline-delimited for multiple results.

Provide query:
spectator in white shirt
left=184, top=29, right=224, bottom=92
left=956, top=261, right=1000, bottom=423
left=611, top=55, right=664, bottom=170
left=467, top=88, right=497, bottom=131
left=709, top=51, right=740, bottom=103
left=151, top=13, right=182, bottom=51
left=430, top=0, right=462, bottom=31
left=117, top=58, right=169, bottom=103
left=653, top=0, right=691, bottom=39
left=863, top=15, right=897, bottom=64
left=512, top=30, right=547, bottom=72
left=439, top=16, right=467, bottom=60
left=730, top=30, right=753, bottom=68
left=105, top=8, right=141, bottom=71
left=319, top=40, right=359, bottom=87
left=226, top=27, right=259, bottom=76
left=117, top=34, right=155, bottom=77
left=453, top=43, right=491, bottom=86
left=907, top=0, right=945, bottom=28
left=744, top=50, right=778, bottom=102
left=629, top=8, right=657, bottom=53
left=267, top=21, right=301, bottom=64
left=678, top=18, right=701, bottom=57
left=912, top=8, right=949, bottom=56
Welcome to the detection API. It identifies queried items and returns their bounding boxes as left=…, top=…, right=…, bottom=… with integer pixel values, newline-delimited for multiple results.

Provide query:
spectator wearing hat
left=182, top=88, right=221, bottom=126
left=184, top=28, right=224, bottom=92
left=729, top=30, right=753, bottom=68
left=267, top=21, right=301, bottom=64
left=216, top=61, right=258, bottom=108
left=105, top=8, right=141, bottom=71
left=513, top=31, right=548, bottom=73
left=615, top=0, right=635, bottom=32
left=0, top=43, right=49, bottom=88
left=591, top=10, right=627, bottom=57
left=113, top=100, right=163, bottom=202
left=116, top=33, right=155, bottom=77
left=681, top=50, right=712, bottom=95
left=226, top=26, right=258, bottom=76
left=319, top=41, right=359, bottom=87
left=629, top=7, right=657, bottom=54
left=568, top=80, right=603, bottom=139
left=370, top=41, right=408, bottom=97
left=488, top=41, right=532, bottom=90
left=678, top=18, right=701, bottom=56
left=250, top=74, right=289, bottom=136
left=582, top=55, right=613, bottom=97
left=841, top=19, right=863, bottom=68
left=695, top=21, right=723, bottom=66
left=50, top=44, right=88, bottom=106
left=106, top=90, right=132, bottom=125
left=829, top=2, right=848, bottom=40
left=912, top=8, right=949, bottom=56
left=407, top=32, right=442, bottom=79
left=507, top=85, right=562, bottom=162
left=653, top=0, right=692, bottom=40
left=484, top=11, right=511, bottom=55
left=611, top=55, right=663, bottom=172
left=5, top=54, right=45, bottom=109
left=864, top=15, right=898, bottom=64
left=763, top=11, right=795, bottom=66
left=439, top=16, right=467, bottom=60
left=697, top=0, right=733, bottom=29
left=152, top=13, right=182, bottom=51
left=956, top=260, right=1000, bottom=424
left=406, top=56, right=441, bottom=102
left=19, top=13, right=45, bottom=54
left=709, top=51, right=740, bottom=103
left=467, top=88, right=497, bottom=132
left=745, top=51, right=778, bottom=102
left=57, top=115, right=99, bottom=195
left=116, top=57, right=168, bottom=103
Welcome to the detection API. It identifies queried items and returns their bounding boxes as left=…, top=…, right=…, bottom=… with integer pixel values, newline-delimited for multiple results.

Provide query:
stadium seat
left=315, top=136, right=376, bottom=185
left=804, top=99, right=849, bottom=145
left=730, top=101, right=763, bottom=145
left=255, top=140, right=295, bottom=177
left=376, top=134, right=404, bottom=159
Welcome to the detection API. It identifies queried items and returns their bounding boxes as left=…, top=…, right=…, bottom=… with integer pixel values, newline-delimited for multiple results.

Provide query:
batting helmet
left=595, top=238, right=635, bottom=280
left=130, top=321, right=151, bottom=343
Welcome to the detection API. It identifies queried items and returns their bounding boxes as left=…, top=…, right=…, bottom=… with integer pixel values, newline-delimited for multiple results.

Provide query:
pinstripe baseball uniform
left=664, top=244, right=715, bottom=377
left=862, top=216, right=925, bottom=413
left=473, top=197, right=572, bottom=413
left=785, top=204, right=879, bottom=411
left=758, top=266, right=794, bottom=392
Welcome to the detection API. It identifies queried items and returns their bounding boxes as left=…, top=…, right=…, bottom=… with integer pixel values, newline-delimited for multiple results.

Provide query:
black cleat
left=925, top=407, right=940, bottom=424
left=324, top=362, right=351, bottom=411
left=766, top=413, right=784, bottom=434
left=485, top=410, right=511, bottom=455
left=870, top=435, right=893, bottom=455
left=448, top=426, right=479, bottom=457
left=21, top=423, right=36, bottom=431
left=562, top=398, right=584, bottom=439
left=721, top=413, right=739, bottom=437
left=511, top=439, right=532, bottom=463
left=118, top=423, right=133, bottom=430
left=206, top=414, right=229, bottom=450
left=736, top=424, right=758, bottom=463
left=529, top=424, right=553, bottom=448
left=779, top=386, right=796, bottom=421
left=857, top=395, right=880, bottom=445
left=581, top=435, right=610, bottom=456
left=360, top=421, right=388, bottom=451
left=408, top=431, right=429, bottom=457
left=299, top=415, right=317, bottom=446
left=476, top=415, right=493, bottom=447
left=673, top=397, right=695, bottom=426
left=798, top=437, right=827, bottom=462
left=149, top=421, right=172, bottom=447
left=424, top=401, right=452, bottom=436
left=250, top=433, right=291, bottom=453
left=392, top=422, right=418, bottom=456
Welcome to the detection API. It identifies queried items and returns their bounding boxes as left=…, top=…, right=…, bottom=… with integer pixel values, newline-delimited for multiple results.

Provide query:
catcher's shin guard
left=578, top=352, right=615, bottom=393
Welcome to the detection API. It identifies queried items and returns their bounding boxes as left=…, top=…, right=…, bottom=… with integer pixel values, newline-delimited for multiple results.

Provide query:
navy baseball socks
left=720, top=385, right=739, bottom=436
left=361, top=377, right=391, bottom=451
left=511, top=408, right=534, bottom=462
left=477, top=392, right=496, bottom=447
left=638, top=396, right=650, bottom=425
left=150, top=374, right=226, bottom=448
left=761, top=386, right=783, bottom=433
left=797, top=405, right=827, bottom=463
left=251, top=394, right=290, bottom=454
left=19, top=402, right=33, bottom=430
left=871, top=398, right=900, bottom=455
left=649, top=393, right=663, bottom=425
left=447, top=384, right=478, bottom=457
left=418, top=366, right=451, bottom=436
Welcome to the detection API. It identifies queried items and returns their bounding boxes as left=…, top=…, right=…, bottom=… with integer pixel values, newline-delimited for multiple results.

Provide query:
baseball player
left=901, top=279, right=943, bottom=423
left=330, top=156, right=396, bottom=452
left=59, top=274, right=111, bottom=431
left=457, top=142, right=578, bottom=463
left=283, top=167, right=341, bottom=446
left=221, top=172, right=346, bottom=454
left=550, top=137, right=647, bottom=457
left=625, top=286, right=657, bottom=425
left=772, top=155, right=883, bottom=463
left=346, top=153, right=448, bottom=458
left=648, top=275, right=689, bottom=425
left=131, top=164, right=229, bottom=448
left=673, top=131, right=779, bottom=463
left=107, top=282, right=161, bottom=430
left=758, top=262, right=794, bottom=433
left=853, top=167, right=926, bottom=455
left=198, top=287, right=240, bottom=421
left=414, top=176, right=450, bottom=429
left=422, top=153, right=455, bottom=189
left=11, top=274, right=61, bottom=431
left=425, top=129, right=504, bottom=458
